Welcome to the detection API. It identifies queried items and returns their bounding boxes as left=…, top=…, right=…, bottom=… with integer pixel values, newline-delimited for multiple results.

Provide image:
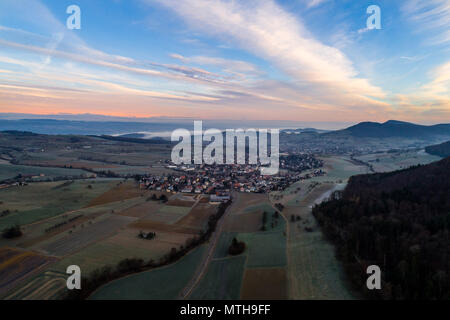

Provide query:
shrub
left=228, top=237, right=246, bottom=256
left=2, top=225, right=22, bottom=239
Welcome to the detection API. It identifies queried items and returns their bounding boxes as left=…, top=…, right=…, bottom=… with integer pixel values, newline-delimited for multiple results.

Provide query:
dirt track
left=179, top=193, right=238, bottom=299
left=275, top=183, right=356, bottom=300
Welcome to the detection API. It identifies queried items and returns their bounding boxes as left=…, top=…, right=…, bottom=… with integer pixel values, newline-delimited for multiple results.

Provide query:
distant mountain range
left=1, top=118, right=449, bottom=141
left=0, top=119, right=193, bottom=136
left=333, top=120, right=450, bottom=139
left=0, top=118, right=333, bottom=136
left=0, top=113, right=348, bottom=131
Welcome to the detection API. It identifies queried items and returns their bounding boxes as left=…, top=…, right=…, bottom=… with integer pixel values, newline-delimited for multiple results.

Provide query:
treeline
left=0, top=209, right=11, bottom=218
left=261, top=210, right=280, bottom=231
left=425, top=140, right=450, bottom=157
left=52, top=180, right=75, bottom=189
left=94, top=135, right=171, bottom=145
left=313, top=157, right=450, bottom=300
left=1, top=173, right=93, bottom=185
left=2, top=225, right=22, bottom=239
left=1, top=130, right=38, bottom=137
left=64, top=201, right=231, bottom=300
left=45, top=215, right=83, bottom=233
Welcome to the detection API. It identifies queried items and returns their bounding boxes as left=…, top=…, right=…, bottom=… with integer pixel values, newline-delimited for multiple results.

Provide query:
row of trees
left=0, top=209, right=11, bottom=218
left=2, top=225, right=22, bottom=239
left=274, top=203, right=284, bottom=212
left=261, top=210, right=280, bottom=231
left=45, top=215, right=83, bottom=233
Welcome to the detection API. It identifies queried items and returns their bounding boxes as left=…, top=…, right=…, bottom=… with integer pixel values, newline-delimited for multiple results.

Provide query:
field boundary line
left=179, top=194, right=237, bottom=299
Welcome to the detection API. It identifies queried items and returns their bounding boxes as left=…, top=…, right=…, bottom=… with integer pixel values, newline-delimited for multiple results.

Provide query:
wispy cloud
left=357, top=27, right=370, bottom=34
left=0, top=35, right=237, bottom=86
left=152, top=0, right=385, bottom=103
left=169, top=53, right=262, bottom=78
left=1, top=0, right=447, bottom=122
left=393, top=61, right=450, bottom=121
left=422, top=61, right=450, bottom=98
left=306, top=0, right=329, bottom=9
left=402, top=0, right=450, bottom=45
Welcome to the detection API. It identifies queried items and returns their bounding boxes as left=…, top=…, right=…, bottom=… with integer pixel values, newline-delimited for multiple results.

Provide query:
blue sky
left=0, top=0, right=449, bottom=123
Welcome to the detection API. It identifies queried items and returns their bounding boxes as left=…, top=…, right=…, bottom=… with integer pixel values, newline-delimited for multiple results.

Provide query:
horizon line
left=1, top=112, right=448, bottom=125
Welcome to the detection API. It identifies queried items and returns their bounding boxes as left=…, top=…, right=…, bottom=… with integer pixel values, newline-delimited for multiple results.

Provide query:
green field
left=158, top=205, right=191, bottom=215
left=239, top=228, right=286, bottom=268
left=318, top=156, right=368, bottom=181
left=146, top=205, right=192, bottom=224
left=0, top=132, right=172, bottom=173
left=0, top=164, right=88, bottom=181
left=288, top=229, right=355, bottom=300
left=0, top=179, right=117, bottom=229
left=197, top=205, right=286, bottom=299
left=243, top=203, right=275, bottom=215
left=189, top=255, right=247, bottom=300
left=3, top=270, right=68, bottom=300
left=103, top=165, right=175, bottom=176
left=355, top=149, right=441, bottom=172
left=50, top=241, right=156, bottom=275
left=277, top=179, right=357, bottom=300
left=90, top=245, right=206, bottom=300
left=24, top=196, right=145, bottom=246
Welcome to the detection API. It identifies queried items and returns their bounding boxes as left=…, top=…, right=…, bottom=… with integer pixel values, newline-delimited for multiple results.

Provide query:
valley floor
left=270, top=155, right=367, bottom=299
left=1, top=153, right=439, bottom=300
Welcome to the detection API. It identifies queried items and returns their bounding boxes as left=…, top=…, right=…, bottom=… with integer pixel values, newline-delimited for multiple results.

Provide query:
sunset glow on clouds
left=0, top=0, right=449, bottom=123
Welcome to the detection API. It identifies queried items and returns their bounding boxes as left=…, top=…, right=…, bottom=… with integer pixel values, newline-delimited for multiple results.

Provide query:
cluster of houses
left=140, top=154, right=325, bottom=198
left=278, top=153, right=323, bottom=172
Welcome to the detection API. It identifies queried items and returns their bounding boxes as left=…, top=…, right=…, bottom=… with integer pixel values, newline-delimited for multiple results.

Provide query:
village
left=140, top=154, right=325, bottom=200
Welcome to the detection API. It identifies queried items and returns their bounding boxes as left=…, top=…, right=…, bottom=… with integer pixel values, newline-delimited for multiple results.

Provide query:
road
left=179, top=193, right=238, bottom=299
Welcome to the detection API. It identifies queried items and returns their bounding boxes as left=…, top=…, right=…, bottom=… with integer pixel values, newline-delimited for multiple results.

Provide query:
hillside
left=425, top=140, right=450, bottom=157
left=0, top=119, right=185, bottom=136
left=313, top=157, right=450, bottom=300
left=0, top=131, right=173, bottom=182
left=333, top=120, right=450, bottom=139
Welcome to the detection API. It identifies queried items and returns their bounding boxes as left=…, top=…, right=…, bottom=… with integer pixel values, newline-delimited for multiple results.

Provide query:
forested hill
left=313, top=157, right=450, bottom=300
left=425, top=140, right=450, bottom=157
left=336, top=120, right=450, bottom=138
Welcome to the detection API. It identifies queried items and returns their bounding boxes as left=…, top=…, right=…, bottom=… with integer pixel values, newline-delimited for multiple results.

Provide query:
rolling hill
left=332, top=120, right=450, bottom=139
left=425, top=140, right=450, bottom=157
left=0, top=119, right=185, bottom=136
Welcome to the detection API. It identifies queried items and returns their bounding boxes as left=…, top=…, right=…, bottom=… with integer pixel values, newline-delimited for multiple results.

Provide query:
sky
left=0, top=0, right=449, bottom=124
